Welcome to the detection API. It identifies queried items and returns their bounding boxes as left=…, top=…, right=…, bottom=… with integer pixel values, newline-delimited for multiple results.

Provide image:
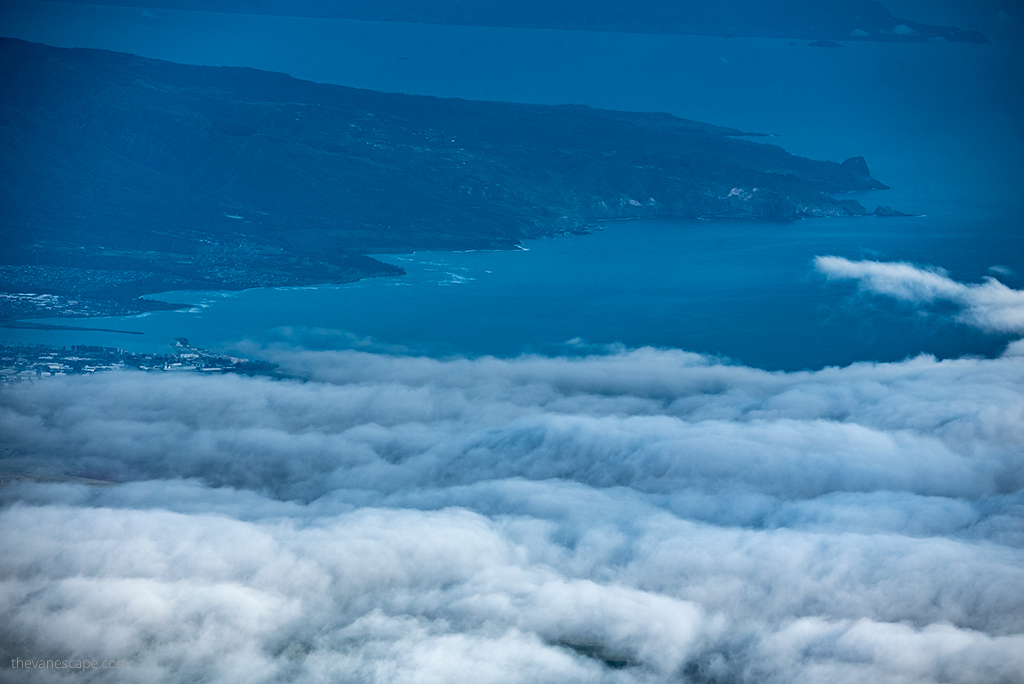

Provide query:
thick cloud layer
left=0, top=258, right=1021, bottom=682
left=2, top=336, right=1023, bottom=682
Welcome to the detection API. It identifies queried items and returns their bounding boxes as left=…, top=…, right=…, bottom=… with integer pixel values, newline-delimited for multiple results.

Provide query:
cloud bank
left=2, top=332, right=1023, bottom=682
left=816, top=255, right=1024, bottom=337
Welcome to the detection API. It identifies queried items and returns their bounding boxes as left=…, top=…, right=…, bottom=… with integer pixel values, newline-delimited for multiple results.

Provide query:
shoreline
left=0, top=211, right=909, bottom=332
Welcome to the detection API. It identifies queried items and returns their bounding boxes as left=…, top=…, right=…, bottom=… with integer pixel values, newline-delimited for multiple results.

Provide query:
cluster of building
left=0, top=338, right=275, bottom=383
left=0, top=292, right=135, bottom=320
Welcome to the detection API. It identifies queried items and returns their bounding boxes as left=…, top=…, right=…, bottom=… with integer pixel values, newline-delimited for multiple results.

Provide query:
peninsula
left=2, top=38, right=889, bottom=322
left=37, top=0, right=989, bottom=43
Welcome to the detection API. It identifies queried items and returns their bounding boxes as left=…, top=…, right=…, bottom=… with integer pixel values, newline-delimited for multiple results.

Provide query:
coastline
left=1, top=320, right=145, bottom=335
left=2, top=209, right=908, bottom=330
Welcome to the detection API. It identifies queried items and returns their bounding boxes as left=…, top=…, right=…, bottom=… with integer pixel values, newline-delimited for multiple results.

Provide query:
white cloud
left=1, top=345, right=1023, bottom=682
left=815, top=255, right=1024, bottom=336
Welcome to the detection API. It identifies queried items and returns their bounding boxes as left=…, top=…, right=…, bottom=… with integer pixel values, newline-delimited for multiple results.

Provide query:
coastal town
left=0, top=338, right=277, bottom=383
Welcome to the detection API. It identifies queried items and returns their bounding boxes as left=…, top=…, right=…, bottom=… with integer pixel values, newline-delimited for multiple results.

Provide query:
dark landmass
left=0, top=287, right=183, bottom=325
left=38, top=0, right=989, bottom=43
left=808, top=40, right=845, bottom=48
left=2, top=38, right=889, bottom=320
left=873, top=205, right=916, bottom=217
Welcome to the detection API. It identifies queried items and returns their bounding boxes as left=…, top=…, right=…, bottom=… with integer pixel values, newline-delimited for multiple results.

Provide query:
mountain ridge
left=33, top=0, right=989, bottom=43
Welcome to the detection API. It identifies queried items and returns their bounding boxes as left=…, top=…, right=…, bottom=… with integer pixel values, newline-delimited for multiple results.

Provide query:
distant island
left=2, top=38, right=890, bottom=322
left=38, top=0, right=989, bottom=43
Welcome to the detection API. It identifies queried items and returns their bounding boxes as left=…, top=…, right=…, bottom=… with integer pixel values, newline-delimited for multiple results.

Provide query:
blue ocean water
left=1, top=2, right=1022, bottom=369
left=5, top=211, right=1020, bottom=369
